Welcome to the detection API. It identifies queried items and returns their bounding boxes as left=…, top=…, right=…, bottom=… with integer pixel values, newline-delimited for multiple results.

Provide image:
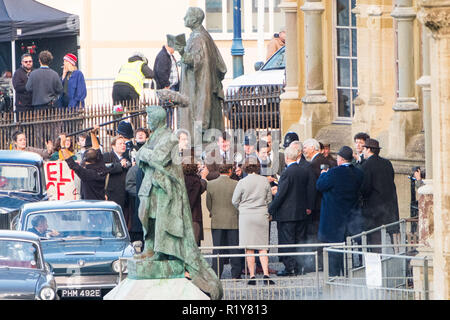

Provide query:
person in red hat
left=58, top=53, right=87, bottom=109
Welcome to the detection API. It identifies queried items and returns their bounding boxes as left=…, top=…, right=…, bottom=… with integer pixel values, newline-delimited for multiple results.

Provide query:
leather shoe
left=263, top=275, right=275, bottom=285
left=276, top=269, right=295, bottom=277
left=247, top=277, right=256, bottom=285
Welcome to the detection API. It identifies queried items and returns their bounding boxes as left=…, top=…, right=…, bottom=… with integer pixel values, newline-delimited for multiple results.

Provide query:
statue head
left=146, top=106, right=167, bottom=131
left=184, top=7, right=204, bottom=29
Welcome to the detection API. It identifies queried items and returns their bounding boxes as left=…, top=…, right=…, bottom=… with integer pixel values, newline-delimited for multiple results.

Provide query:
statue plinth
left=103, top=277, right=210, bottom=300
left=104, top=257, right=210, bottom=300
left=127, top=257, right=185, bottom=280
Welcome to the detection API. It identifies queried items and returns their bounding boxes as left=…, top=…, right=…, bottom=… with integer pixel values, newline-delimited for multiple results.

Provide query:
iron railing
left=1, top=84, right=282, bottom=151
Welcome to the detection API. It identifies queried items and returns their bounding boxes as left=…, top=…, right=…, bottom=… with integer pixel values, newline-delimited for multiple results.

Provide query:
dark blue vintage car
left=16, top=200, right=136, bottom=299
left=0, top=230, right=57, bottom=300
left=0, top=150, right=48, bottom=229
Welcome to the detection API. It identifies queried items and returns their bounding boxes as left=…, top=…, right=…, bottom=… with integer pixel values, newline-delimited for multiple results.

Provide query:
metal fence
left=0, top=102, right=155, bottom=151
left=323, top=244, right=430, bottom=300
left=224, top=85, right=283, bottom=132
left=0, top=84, right=282, bottom=151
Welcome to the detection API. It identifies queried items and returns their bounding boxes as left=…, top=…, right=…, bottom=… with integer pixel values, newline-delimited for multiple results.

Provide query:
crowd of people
left=11, top=38, right=180, bottom=113
left=8, top=39, right=400, bottom=284
left=9, top=113, right=400, bottom=282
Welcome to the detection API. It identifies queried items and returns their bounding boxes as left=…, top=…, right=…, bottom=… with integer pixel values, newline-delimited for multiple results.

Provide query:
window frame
left=332, top=0, right=358, bottom=123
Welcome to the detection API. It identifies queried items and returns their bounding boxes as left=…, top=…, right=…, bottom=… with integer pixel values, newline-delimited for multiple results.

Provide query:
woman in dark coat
left=182, top=161, right=207, bottom=246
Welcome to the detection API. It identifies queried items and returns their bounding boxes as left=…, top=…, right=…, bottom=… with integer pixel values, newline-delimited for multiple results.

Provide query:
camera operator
left=412, top=167, right=426, bottom=188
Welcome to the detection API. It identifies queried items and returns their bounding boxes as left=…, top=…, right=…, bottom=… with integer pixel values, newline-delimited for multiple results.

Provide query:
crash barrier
left=224, top=85, right=283, bottom=131
left=345, top=218, right=419, bottom=271
left=323, top=244, right=430, bottom=300
left=119, top=243, right=343, bottom=300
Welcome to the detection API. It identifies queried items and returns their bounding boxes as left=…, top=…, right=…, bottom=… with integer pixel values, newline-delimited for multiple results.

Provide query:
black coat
left=360, top=154, right=399, bottom=230
left=268, top=162, right=316, bottom=222
left=65, top=151, right=107, bottom=201
left=316, top=164, right=364, bottom=242
left=103, top=152, right=130, bottom=208
left=153, top=46, right=173, bottom=89
left=12, top=67, right=33, bottom=111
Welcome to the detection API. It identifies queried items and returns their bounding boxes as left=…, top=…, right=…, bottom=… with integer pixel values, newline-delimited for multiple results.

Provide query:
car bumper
left=55, top=274, right=120, bottom=290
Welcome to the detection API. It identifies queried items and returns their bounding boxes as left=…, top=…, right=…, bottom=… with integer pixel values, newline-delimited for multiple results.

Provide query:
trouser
left=277, top=220, right=308, bottom=273
left=367, top=230, right=396, bottom=254
left=211, top=229, right=242, bottom=279
left=305, top=216, right=323, bottom=271
left=328, top=251, right=344, bottom=276
left=112, top=83, right=139, bottom=105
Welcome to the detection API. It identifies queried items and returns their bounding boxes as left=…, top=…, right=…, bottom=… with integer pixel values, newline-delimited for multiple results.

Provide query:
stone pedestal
left=411, top=179, right=434, bottom=299
left=388, top=110, right=422, bottom=158
left=297, top=102, right=332, bottom=141
left=279, top=1, right=302, bottom=137
left=418, top=180, right=434, bottom=248
left=104, top=278, right=210, bottom=300
left=104, top=258, right=210, bottom=300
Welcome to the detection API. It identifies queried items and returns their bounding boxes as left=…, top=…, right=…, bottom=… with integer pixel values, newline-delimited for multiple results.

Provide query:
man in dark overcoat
left=269, top=144, right=315, bottom=276
left=360, top=139, right=400, bottom=250
left=316, top=146, right=364, bottom=276
left=302, top=138, right=335, bottom=270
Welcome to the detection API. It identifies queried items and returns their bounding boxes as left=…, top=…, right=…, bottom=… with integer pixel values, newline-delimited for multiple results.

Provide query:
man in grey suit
left=206, top=164, right=242, bottom=279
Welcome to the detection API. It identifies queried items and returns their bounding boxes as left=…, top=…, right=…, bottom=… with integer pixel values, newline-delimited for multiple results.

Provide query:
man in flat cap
left=360, top=139, right=399, bottom=251
left=316, top=146, right=364, bottom=276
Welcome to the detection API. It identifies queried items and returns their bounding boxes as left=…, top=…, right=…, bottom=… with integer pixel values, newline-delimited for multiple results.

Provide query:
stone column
left=301, top=0, right=326, bottom=103
left=388, top=0, right=422, bottom=158
left=417, top=0, right=450, bottom=300
left=351, top=4, right=387, bottom=139
left=297, top=0, right=332, bottom=140
left=388, top=1, right=422, bottom=158
left=412, top=22, right=435, bottom=301
left=416, top=26, right=433, bottom=179
left=392, top=0, right=419, bottom=110
left=279, top=0, right=302, bottom=136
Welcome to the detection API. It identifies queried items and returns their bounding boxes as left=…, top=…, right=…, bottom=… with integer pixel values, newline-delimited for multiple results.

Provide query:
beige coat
left=206, top=175, right=239, bottom=229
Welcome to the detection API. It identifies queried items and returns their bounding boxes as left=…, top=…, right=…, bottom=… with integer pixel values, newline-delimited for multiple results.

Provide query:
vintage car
left=16, top=200, right=136, bottom=299
left=0, top=150, right=48, bottom=230
left=0, top=230, right=57, bottom=300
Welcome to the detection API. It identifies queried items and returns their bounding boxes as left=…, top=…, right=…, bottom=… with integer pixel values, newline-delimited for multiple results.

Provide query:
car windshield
left=24, top=210, right=126, bottom=239
left=0, top=164, right=39, bottom=193
left=0, top=239, right=41, bottom=269
left=262, top=47, right=286, bottom=71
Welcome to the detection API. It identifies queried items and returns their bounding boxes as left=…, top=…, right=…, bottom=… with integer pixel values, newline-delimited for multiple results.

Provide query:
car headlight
left=39, top=287, right=56, bottom=300
left=112, top=259, right=128, bottom=274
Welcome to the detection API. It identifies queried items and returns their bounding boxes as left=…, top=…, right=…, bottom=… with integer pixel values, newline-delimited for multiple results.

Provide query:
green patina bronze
left=132, top=105, right=223, bottom=300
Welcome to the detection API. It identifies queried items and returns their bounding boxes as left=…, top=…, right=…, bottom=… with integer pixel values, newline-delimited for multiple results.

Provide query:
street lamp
left=231, top=0, right=244, bottom=78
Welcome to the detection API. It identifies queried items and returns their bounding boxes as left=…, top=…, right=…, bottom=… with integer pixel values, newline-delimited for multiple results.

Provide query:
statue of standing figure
left=175, top=7, right=227, bottom=137
left=135, top=105, right=223, bottom=300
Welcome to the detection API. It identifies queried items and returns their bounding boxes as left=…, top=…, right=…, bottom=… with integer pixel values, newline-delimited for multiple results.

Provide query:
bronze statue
left=176, top=7, right=227, bottom=136
left=134, top=105, right=223, bottom=300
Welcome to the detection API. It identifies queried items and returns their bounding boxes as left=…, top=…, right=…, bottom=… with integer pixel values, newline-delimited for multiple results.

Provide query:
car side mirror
left=254, top=61, right=264, bottom=71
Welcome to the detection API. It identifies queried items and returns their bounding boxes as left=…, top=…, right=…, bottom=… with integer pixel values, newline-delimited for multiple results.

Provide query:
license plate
left=60, top=288, right=101, bottom=298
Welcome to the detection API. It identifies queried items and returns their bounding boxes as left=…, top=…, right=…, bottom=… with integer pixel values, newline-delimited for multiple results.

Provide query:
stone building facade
left=279, top=0, right=449, bottom=299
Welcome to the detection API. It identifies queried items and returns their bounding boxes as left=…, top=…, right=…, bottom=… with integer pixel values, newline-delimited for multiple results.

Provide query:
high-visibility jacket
left=114, top=61, right=145, bottom=96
